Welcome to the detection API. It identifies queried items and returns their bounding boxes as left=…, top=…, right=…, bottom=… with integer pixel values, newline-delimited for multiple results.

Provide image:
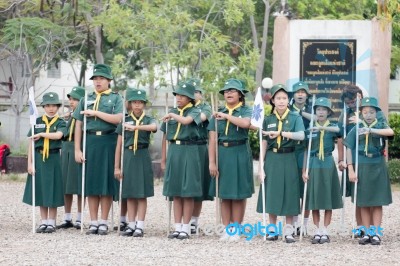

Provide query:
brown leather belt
left=127, top=144, right=149, bottom=150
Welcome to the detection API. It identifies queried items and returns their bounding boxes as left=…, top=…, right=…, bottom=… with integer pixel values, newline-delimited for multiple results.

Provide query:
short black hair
left=341, top=84, right=363, bottom=102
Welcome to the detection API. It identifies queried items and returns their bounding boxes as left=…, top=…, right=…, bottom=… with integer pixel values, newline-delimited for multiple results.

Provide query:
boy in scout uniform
left=161, top=82, right=202, bottom=240
left=208, top=78, right=254, bottom=241
left=23, top=92, right=66, bottom=233
left=256, top=84, right=305, bottom=243
left=186, top=78, right=213, bottom=234
left=114, top=88, right=157, bottom=237
left=73, top=64, right=123, bottom=235
left=344, top=97, right=393, bottom=245
left=302, top=97, right=342, bottom=244
left=57, top=86, right=85, bottom=230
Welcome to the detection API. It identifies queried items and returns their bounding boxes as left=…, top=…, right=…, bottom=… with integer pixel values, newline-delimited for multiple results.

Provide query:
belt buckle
left=175, top=140, right=181, bottom=145
left=273, top=148, right=278, bottom=153
left=39, top=150, right=43, bottom=154
left=223, top=142, right=229, bottom=147
left=96, top=131, right=102, bottom=136
left=366, top=153, right=373, bottom=158
left=128, top=145, right=133, bottom=150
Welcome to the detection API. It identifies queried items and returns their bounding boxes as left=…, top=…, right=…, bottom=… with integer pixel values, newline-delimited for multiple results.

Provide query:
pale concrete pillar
left=371, top=18, right=392, bottom=117
left=272, top=16, right=290, bottom=86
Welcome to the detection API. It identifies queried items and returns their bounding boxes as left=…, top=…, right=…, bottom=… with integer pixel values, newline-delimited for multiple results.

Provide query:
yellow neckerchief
left=93, top=89, right=112, bottom=120
left=315, top=120, right=330, bottom=161
left=68, top=117, right=75, bottom=141
left=130, top=111, right=146, bottom=154
left=274, top=108, right=290, bottom=148
left=173, top=102, right=193, bottom=140
left=361, top=119, right=378, bottom=155
left=42, top=114, right=59, bottom=161
left=292, top=104, right=304, bottom=113
left=224, top=102, right=243, bottom=135
left=195, top=100, right=201, bottom=107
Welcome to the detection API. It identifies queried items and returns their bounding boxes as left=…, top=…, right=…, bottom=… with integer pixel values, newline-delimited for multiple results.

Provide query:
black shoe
left=120, top=226, right=135, bottom=237
left=113, top=222, right=127, bottom=231
left=190, top=223, right=197, bottom=234
left=86, top=224, right=98, bottom=235
left=359, top=235, right=371, bottom=245
left=56, top=220, right=73, bottom=229
left=370, top=235, right=381, bottom=245
left=355, top=228, right=365, bottom=238
left=45, top=225, right=56, bottom=233
left=36, top=224, right=47, bottom=233
left=311, top=235, right=321, bottom=244
left=319, top=235, right=330, bottom=244
left=133, top=228, right=144, bottom=237
left=98, top=224, right=108, bottom=235
left=285, top=235, right=296, bottom=243
left=266, top=232, right=278, bottom=241
left=177, top=231, right=190, bottom=240
left=73, top=221, right=81, bottom=230
left=168, top=231, right=180, bottom=239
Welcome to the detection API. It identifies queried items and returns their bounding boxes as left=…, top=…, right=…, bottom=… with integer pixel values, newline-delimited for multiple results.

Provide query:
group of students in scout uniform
left=22, top=64, right=393, bottom=245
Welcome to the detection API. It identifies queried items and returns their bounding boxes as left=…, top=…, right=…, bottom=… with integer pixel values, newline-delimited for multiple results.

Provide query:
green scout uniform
left=256, top=110, right=305, bottom=216
left=194, top=101, right=213, bottom=201
left=338, top=107, right=387, bottom=197
left=116, top=113, right=156, bottom=198
left=208, top=105, right=254, bottom=200
left=61, top=113, right=81, bottom=195
left=161, top=106, right=202, bottom=197
left=23, top=116, right=66, bottom=207
left=72, top=91, right=123, bottom=196
left=343, top=120, right=392, bottom=207
left=304, top=122, right=342, bottom=210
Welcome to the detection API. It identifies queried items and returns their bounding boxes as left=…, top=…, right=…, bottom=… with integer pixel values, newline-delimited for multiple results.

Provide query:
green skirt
left=209, top=143, right=254, bottom=200
left=122, top=148, right=154, bottom=198
left=194, top=144, right=213, bottom=202
left=305, top=156, right=343, bottom=210
left=23, top=150, right=64, bottom=207
left=84, top=133, right=119, bottom=197
left=257, top=151, right=300, bottom=216
left=162, top=143, right=202, bottom=197
left=61, top=141, right=81, bottom=195
left=351, top=155, right=392, bottom=207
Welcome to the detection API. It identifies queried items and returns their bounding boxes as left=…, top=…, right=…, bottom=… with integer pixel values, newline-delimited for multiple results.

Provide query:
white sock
left=64, top=213, right=72, bottom=221
left=120, top=216, right=127, bottom=223
left=285, top=224, right=294, bottom=236
left=76, top=213, right=82, bottom=221
left=136, top=221, right=144, bottom=230
left=99, top=220, right=107, bottom=230
left=293, top=216, right=298, bottom=225
left=303, top=218, right=309, bottom=227
left=41, top=220, right=48, bottom=226
left=182, top=224, right=190, bottom=234
left=128, top=221, right=136, bottom=230
left=175, top=223, right=182, bottom=232
left=190, top=216, right=199, bottom=226
left=48, top=219, right=55, bottom=226
left=314, top=227, right=320, bottom=236
left=320, top=226, right=328, bottom=235
left=90, top=220, right=98, bottom=226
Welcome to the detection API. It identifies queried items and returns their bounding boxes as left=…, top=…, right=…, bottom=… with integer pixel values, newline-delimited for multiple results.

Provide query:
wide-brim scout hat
left=292, top=81, right=311, bottom=96
left=173, top=82, right=196, bottom=100
left=186, top=78, right=204, bottom=94
left=269, top=84, right=288, bottom=105
left=90, top=64, right=113, bottom=80
left=41, top=92, right=61, bottom=106
left=219, top=78, right=248, bottom=96
left=360, top=97, right=381, bottom=111
left=67, top=86, right=85, bottom=101
left=126, top=88, right=148, bottom=103
left=314, top=97, right=333, bottom=113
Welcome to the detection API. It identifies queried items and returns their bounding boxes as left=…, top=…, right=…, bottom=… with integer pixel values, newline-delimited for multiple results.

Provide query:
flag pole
left=300, top=94, right=316, bottom=241
left=340, top=101, right=347, bottom=232
left=118, top=90, right=126, bottom=235
left=165, top=91, right=172, bottom=236
left=259, top=127, right=266, bottom=241
left=80, top=90, right=88, bottom=233
left=351, top=94, right=360, bottom=239
left=211, top=93, right=220, bottom=226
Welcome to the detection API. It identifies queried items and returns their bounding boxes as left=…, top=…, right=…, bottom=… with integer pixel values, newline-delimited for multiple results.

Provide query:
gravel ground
left=0, top=178, right=399, bottom=266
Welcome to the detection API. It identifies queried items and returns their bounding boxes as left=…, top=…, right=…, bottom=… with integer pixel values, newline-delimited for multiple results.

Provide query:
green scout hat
left=269, top=84, right=288, bottom=105
left=173, top=82, right=196, bottom=100
left=360, top=97, right=381, bottom=111
left=67, top=86, right=85, bottom=101
left=219, top=78, right=248, bottom=95
left=292, top=81, right=311, bottom=95
left=41, top=92, right=61, bottom=106
left=90, top=64, right=113, bottom=80
left=126, top=88, right=148, bottom=103
left=314, top=97, right=333, bottom=113
left=186, top=78, right=204, bottom=94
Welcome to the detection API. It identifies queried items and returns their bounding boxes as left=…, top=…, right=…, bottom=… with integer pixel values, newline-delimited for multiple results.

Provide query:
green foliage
left=249, top=104, right=272, bottom=159
left=388, top=113, right=400, bottom=159
left=388, top=159, right=400, bottom=183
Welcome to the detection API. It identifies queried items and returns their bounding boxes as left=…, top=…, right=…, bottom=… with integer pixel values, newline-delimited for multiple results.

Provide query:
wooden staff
left=340, top=101, right=347, bottom=232
left=211, top=92, right=221, bottom=225
left=31, top=124, right=36, bottom=234
left=352, top=94, right=360, bottom=239
left=259, top=125, right=266, bottom=241
left=165, top=91, right=172, bottom=236
left=80, top=91, right=88, bottom=233
left=117, top=90, right=127, bottom=235
left=300, top=94, right=316, bottom=241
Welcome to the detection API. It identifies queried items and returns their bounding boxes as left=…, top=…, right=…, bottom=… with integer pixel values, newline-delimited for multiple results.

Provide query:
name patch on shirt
left=35, top=124, right=46, bottom=128
left=267, top=123, right=276, bottom=128
left=126, top=121, right=134, bottom=125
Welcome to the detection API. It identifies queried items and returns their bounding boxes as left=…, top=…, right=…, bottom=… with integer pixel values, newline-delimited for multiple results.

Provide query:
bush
left=249, top=104, right=272, bottom=159
left=388, top=113, right=400, bottom=159
left=388, top=159, right=400, bottom=184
